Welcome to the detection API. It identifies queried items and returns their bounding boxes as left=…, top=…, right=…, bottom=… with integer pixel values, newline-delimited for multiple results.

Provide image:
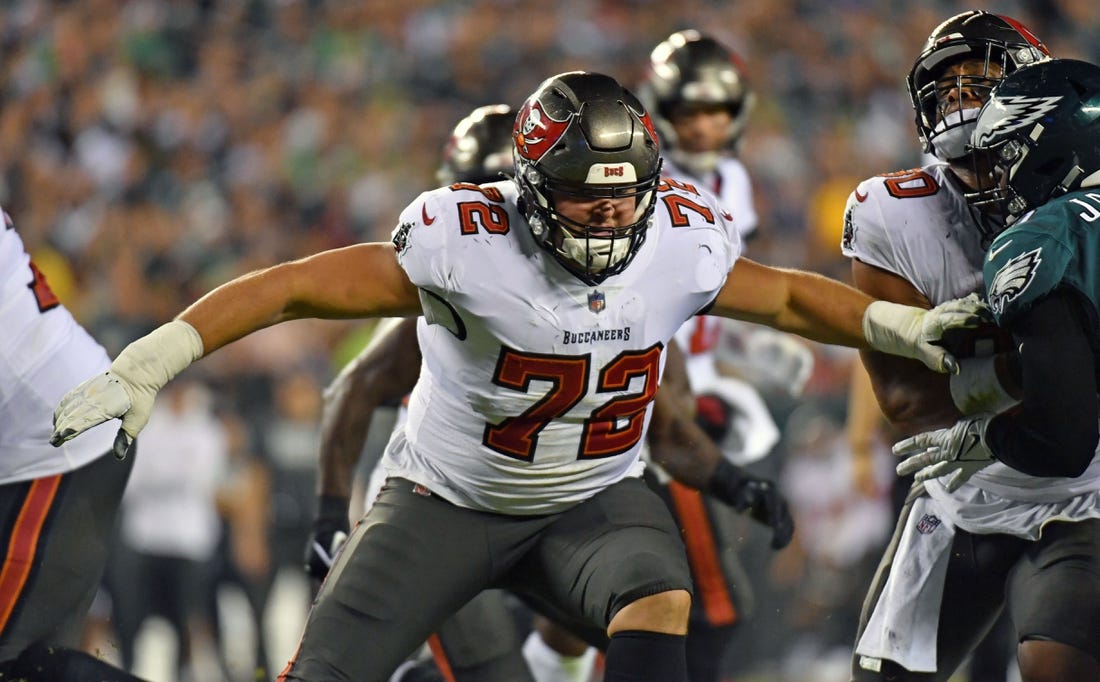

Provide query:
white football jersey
left=383, top=179, right=739, bottom=514
left=1, top=211, right=115, bottom=483
left=841, top=163, right=1100, bottom=535
left=841, top=164, right=986, bottom=305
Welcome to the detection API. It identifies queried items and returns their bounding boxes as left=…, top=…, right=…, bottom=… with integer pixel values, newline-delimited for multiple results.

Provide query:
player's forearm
left=647, top=410, right=721, bottom=489
left=777, top=270, right=872, bottom=347
left=314, top=391, right=374, bottom=497
left=986, top=295, right=1098, bottom=477
left=177, top=263, right=302, bottom=355
left=714, top=261, right=871, bottom=348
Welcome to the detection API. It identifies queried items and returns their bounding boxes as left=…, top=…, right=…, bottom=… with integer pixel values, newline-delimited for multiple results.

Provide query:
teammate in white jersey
left=51, top=71, right=980, bottom=682
left=635, top=30, right=813, bottom=682
left=0, top=211, right=145, bottom=680
left=840, top=12, right=1100, bottom=681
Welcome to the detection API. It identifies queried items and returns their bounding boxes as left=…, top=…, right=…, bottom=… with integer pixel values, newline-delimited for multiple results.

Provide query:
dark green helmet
left=970, top=58, right=1100, bottom=223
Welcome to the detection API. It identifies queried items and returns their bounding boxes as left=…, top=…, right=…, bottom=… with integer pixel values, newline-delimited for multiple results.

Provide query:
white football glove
left=862, top=293, right=991, bottom=374
left=52, top=320, right=204, bottom=459
left=893, top=415, right=996, bottom=492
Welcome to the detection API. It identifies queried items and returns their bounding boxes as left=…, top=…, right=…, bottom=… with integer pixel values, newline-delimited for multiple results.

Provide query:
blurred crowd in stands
left=4, top=1, right=1097, bottom=679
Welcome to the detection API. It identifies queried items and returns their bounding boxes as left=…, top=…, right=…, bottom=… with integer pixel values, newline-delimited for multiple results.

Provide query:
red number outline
left=879, top=168, right=939, bottom=199
left=458, top=201, right=509, bottom=235
left=580, top=345, right=662, bottom=459
left=483, top=344, right=663, bottom=461
left=484, top=349, right=590, bottom=461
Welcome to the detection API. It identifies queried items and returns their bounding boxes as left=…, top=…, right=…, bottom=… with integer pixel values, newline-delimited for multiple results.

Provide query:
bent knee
left=608, top=589, right=691, bottom=636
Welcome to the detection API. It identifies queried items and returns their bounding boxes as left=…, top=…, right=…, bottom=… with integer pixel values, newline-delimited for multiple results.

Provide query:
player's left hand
left=51, top=320, right=204, bottom=459
left=709, top=460, right=794, bottom=550
left=894, top=416, right=996, bottom=492
left=737, top=477, right=795, bottom=550
left=863, top=293, right=993, bottom=374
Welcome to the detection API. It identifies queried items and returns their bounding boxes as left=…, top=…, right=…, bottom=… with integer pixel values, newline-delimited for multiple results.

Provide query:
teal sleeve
left=983, top=225, right=1072, bottom=325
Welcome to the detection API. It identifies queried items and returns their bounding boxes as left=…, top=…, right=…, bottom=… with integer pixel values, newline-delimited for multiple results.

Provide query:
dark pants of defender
left=280, top=476, right=693, bottom=682
left=0, top=448, right=135, bottom=671
left=852, top=499, right=1100, bottom=682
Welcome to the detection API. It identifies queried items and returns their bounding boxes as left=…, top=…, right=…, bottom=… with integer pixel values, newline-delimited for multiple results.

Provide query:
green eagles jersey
left=984, top=190, right=1100, bottom=325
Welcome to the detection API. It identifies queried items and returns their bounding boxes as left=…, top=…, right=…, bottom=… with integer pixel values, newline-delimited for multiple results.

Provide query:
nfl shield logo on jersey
left=588, top=290, right=606, bottom=314
left=916, top=513, right=942, bottom=535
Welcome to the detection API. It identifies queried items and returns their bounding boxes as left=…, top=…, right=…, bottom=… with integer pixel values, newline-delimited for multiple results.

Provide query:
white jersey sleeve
left=840, top=164, right=986, bottom=305
left=660, top=157, right=757, bottom=242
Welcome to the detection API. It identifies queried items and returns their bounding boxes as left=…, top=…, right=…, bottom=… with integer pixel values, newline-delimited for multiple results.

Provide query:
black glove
left=708, top=459, right=794, bottom=550
left=304, top=495, right=350, bottom=584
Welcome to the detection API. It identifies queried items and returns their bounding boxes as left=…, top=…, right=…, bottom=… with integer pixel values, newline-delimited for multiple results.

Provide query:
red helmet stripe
left=997, top=15, right=1051, bottom=55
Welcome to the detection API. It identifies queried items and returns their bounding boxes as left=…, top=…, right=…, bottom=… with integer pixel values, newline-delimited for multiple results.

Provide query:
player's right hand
left=863, top=293, right=992, bottom=374
left=304, top=496, right=351, bottom=585
left=51, top=371, right=142, bottom=460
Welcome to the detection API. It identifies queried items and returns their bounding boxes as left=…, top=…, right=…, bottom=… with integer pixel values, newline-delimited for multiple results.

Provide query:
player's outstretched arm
left=52, top=243, right=421, bottom=456
left=708, top=258, right=986, bottom=374
left=306, top=317, right=422, bottom=584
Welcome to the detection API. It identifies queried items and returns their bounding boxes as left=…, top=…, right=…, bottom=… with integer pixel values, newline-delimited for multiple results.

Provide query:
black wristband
left=317, top=494, right=350, bottom=527
left=706, top=459, right=746, bottom=509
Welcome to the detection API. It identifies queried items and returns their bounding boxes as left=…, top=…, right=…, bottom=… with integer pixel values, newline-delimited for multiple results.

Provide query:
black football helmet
left=907, top=11, right=1050, bottom=162
left=637, top=30, right=754, bottom=175
left=513, top=71, right=661, bottom=285
left=969, top=59, right=1100, bottom=224
left=437, top=105, right=515, bottom=186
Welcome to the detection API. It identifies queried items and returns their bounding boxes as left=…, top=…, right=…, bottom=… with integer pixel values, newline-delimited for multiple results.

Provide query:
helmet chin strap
left=931, top=107, right=982, bottom=161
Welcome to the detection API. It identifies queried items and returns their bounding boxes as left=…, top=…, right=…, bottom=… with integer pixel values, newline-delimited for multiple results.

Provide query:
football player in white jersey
left=308, top=104, right=798, bottom=682
left=840, top=12, right=1100, bottom=682
left=0, top=212, right=145, bottom=680
left=52, top=71, right=981, bottom=682
left=635, top=30, right=814, bottom=682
